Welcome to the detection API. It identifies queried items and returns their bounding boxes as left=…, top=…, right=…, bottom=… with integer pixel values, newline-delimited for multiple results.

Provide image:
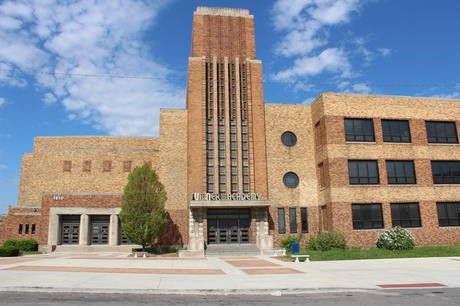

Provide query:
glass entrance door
left=207, top=209, right=250, bottom=244
left=61, top=215, right=80, bottom=245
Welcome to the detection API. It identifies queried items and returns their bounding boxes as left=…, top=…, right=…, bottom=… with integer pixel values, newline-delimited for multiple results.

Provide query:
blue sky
left=0, top=0, right=459, bottom=213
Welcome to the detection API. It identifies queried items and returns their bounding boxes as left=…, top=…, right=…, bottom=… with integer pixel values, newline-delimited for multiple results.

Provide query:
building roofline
left=195, top=7, right=253, bottom=18
left=318, top=92, right=460, bottom=102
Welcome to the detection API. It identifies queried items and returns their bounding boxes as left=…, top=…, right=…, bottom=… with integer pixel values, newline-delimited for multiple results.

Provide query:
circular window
left=281, top=131, right=297, bottom=147
left=283, top=172, right=299, bottom=188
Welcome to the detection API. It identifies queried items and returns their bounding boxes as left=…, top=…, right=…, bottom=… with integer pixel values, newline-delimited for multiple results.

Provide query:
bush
left=3, top=239, right=38, bottom=252
left=376, top=226, right=415, bottom=250
left=0, top=246, right=20, bottom=257
left=280, top=235, right=299, bottom=251
left=307, top=231, right=347, bottom=251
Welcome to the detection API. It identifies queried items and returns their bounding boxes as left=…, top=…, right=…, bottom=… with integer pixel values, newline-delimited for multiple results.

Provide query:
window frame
left=283, top=172, right=299, bottom=188
left=301, top=208, right=308, bottom=233
left=352, top=203, right=384, bottom=230
left=348, top=160, right=380, bottom=185
left=431, top=161, right=460, bottom=184
left=289, top=208, right=297, bottom=234
left=391, top=202, right=421, bottom=228
left=382, top=119, right=411, bottom=143
left=281, top=131, right=297, bottom=147
left=344, top=118, right=375, bottom=142
left=386, top=160, right=416, bottom=185
left=426, top=121, right=459, bottom=144
left=437, top=202, right=460, bottom=227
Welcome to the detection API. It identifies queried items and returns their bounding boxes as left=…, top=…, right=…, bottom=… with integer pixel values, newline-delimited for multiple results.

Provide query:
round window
left=281, top=131, right=297, bottom=147
left=283, top=172, right=299, bottom=188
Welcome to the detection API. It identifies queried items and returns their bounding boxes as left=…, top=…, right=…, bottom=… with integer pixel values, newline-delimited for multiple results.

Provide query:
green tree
left=119, top=165, right=167, bottom=251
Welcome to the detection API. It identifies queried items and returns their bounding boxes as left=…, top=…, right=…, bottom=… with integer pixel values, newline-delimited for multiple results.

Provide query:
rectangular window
left=344, top=118, right=375, bottom=142
left=102, top=160, right=112, bottom=172
left=83, top=160, right=92, bottom=172
left=18, top=224, right=23, bottom=234
left=386, top=160, right=416, bottom=184
left=426, top=121, right=458, bottom=144
left=382, top=119, right=411, bottom=143
left=31, top=224, right=36, bottom=234
left=391, top=203, right=421, bottom=228
left=123, top=161, right=132, bottom=172
left=301, top=208, right=308, bottom=233
left=278, top=208, right=286, bottom=234
left=289, top=208, right=297, bottom=233
left=431, top=161, right=460, bottom=184
left=63, top=160, right=71, bottom=172
left=348, top=160, right=380, bottom=185
left=437, top=202, right=460, bottom=226
left=25, top=224, right=29, bottom=234
left=352, top=203, right=384, bottom=230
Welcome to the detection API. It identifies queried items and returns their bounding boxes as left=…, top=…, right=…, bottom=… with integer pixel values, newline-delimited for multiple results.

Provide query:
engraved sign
left=191, top=193, right=260, bottom=201
left=53, top=195, right=64, bottom=201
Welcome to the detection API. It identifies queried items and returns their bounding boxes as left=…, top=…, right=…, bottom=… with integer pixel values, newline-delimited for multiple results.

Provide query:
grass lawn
left=289, top=245, right=460, bottom=261
left=21, top=251, right=42, bottom=255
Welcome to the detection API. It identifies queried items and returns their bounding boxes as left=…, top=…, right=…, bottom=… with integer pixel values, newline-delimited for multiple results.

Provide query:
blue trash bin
left=290, top=241, right=300, bottom=254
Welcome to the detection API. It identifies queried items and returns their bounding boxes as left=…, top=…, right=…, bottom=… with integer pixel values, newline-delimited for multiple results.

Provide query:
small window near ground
left=31, top=224, right=36, bottom=234
left=352, top=203, right=384, bottom=230
left=281, top=131, right=297, bottom=147
left=278, top=208, right=286, bottom=234
left=102, top=160, right=112, bottom=172
left=63, top=160, right=72, bottom=172
left=391, top=203, right=421, bottom=228
left=18, top=224, right=23, bottom=234
left=83, top=160, right=92, bottom=172
left=25, top=224, right=29, bottom=234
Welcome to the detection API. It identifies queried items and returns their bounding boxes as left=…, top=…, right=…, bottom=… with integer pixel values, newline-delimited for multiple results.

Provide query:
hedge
left=3, top=239, right=38, bottom=252
left=0, top=246, right=20, bottom=257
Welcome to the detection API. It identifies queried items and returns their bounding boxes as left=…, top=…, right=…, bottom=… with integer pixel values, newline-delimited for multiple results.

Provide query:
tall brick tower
left=185, top=7, right=271, bottom=255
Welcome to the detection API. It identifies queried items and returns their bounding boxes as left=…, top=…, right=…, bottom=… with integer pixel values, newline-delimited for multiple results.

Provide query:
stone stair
left=205, top=244, right=260, bottom=256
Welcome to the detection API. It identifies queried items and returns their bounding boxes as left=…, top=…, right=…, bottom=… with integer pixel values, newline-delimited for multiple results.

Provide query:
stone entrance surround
left=48, top=207, right=122, bottom=247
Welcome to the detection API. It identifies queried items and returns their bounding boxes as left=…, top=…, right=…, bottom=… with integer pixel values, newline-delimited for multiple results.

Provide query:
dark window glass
left=281, top=131, right=297, bottom=147
left=391, top=203, right=421, bottom=228
left=18, top=224, right=23, bottom=234
left=278, top=208, right=286, bottom=234
left=386, top=160, right=416, bottom=184
left=31, top=224, right=36, bottom=234
left=437, top=202, right=460, bottom=226
left=289, top=208, right=297, bottom=233
left=382, top=120, right=411, bottom=143
left=431, top=161, right=460, bottom=184
left=426, top=121, right=458, bottom=144
left=352, top=204, right=384, bottom=230
left=345, top=118, right=375, bottom=142
left=25, top=224, right=29, bottom=234
left=348, top=160, right=380, bottom=185
left=283, top=172, right=299, bottom=188
left=301, top=208, right=308, bottom=233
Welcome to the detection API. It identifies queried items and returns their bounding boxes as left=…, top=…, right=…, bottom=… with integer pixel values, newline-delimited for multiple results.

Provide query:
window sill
left=427, top=143, right=459, bottom=146
left=438, top=225, right=460, bottom=228
left=383, top=142, right=412, bottom=145
left=433, top=184, right=460, bottom=186
left=349, top=184, right=381, bottom=187
left=387, top=184, right=418, bottom=186
left=345, top=141, right=376, bottom=144
left=352, top=228, right=384, bottom=231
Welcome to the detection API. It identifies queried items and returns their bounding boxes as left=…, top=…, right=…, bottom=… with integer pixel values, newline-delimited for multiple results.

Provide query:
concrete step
left=54, top=244, right=138, bottom=253
left=205, top=244, right=260, bottom=256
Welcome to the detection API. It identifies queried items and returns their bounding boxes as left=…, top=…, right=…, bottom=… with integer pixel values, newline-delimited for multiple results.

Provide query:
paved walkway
left=0, top=252, right=459, bottom=294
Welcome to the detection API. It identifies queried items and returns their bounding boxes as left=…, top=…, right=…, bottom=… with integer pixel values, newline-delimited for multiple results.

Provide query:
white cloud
left=338, top=81, right=372, bottom=94
left=0, top=97, right=6, bottom=107
left=271, top=0, right=389, bottom=92
left=0, top=164, right=7, bottom=170
left=0, top=0, right=184, bottom=136
left=274, top=48, right=351, bottom=81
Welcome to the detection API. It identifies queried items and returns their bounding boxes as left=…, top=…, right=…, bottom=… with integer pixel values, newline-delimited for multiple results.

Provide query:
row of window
left=62, top=160, right=152, bottom=173
left=278, top=207, right=308, bottom=234
left=345, top=119, right=458, bottom=144
left=352, top=202, right=460, bottom=230
left=18, top=223, right=36, bottom=235
left=347, top=160, right=460, bottom=185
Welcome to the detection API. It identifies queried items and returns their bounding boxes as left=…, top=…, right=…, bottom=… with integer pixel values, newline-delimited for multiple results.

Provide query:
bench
left=291, top=254, right=310, bottom=262
left=133, top=251, right=149, bottom=258
left=272, top=248, right=286, bottom=256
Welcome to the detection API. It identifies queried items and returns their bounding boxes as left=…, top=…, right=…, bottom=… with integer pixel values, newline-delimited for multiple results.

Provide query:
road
left=0, top=289, right=458, bottom=305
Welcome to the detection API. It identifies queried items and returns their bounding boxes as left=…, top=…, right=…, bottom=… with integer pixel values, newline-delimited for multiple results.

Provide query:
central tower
left=187, top=7, right=268, bottom=198
left=184, top=7, right=271, bottom=255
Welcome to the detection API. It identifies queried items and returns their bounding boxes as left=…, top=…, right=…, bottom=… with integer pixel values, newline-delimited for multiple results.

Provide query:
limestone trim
left=195, top=7, right=253, bottom=18
left=190, top=200, right=271, bottom=208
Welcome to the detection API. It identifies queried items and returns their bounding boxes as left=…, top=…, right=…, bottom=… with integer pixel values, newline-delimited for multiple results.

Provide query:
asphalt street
left=0, top=289, right=458, bottom=306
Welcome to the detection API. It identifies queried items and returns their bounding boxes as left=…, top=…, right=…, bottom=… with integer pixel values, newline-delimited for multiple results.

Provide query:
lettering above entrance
left=192, top=193, right=260, bottom=201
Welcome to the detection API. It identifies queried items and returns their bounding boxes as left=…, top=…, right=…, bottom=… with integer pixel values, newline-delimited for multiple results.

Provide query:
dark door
left=207, top=209, right=250, bottom=244
left=90, top=215, right=109, bottom=245
left=61, top=215, right=80, bottom=245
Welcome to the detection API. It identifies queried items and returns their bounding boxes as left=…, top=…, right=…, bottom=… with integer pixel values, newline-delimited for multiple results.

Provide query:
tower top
left=195, top=7, right=253, bottom=18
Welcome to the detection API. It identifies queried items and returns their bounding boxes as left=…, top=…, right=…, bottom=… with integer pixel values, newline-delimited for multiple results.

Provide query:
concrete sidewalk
left=0, top=252, right=459, bottom=294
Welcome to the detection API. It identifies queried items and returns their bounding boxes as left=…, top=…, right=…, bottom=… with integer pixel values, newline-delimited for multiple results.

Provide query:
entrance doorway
left=60, top=215, right=80, bottom=245
left=90, top=215, right=109, bottom=245
left=207, top=208, right=250, bottom=244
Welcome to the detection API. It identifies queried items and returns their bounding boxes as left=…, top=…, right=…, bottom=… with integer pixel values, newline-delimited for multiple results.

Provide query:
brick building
left=1, top=7, right=459, bottom=254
